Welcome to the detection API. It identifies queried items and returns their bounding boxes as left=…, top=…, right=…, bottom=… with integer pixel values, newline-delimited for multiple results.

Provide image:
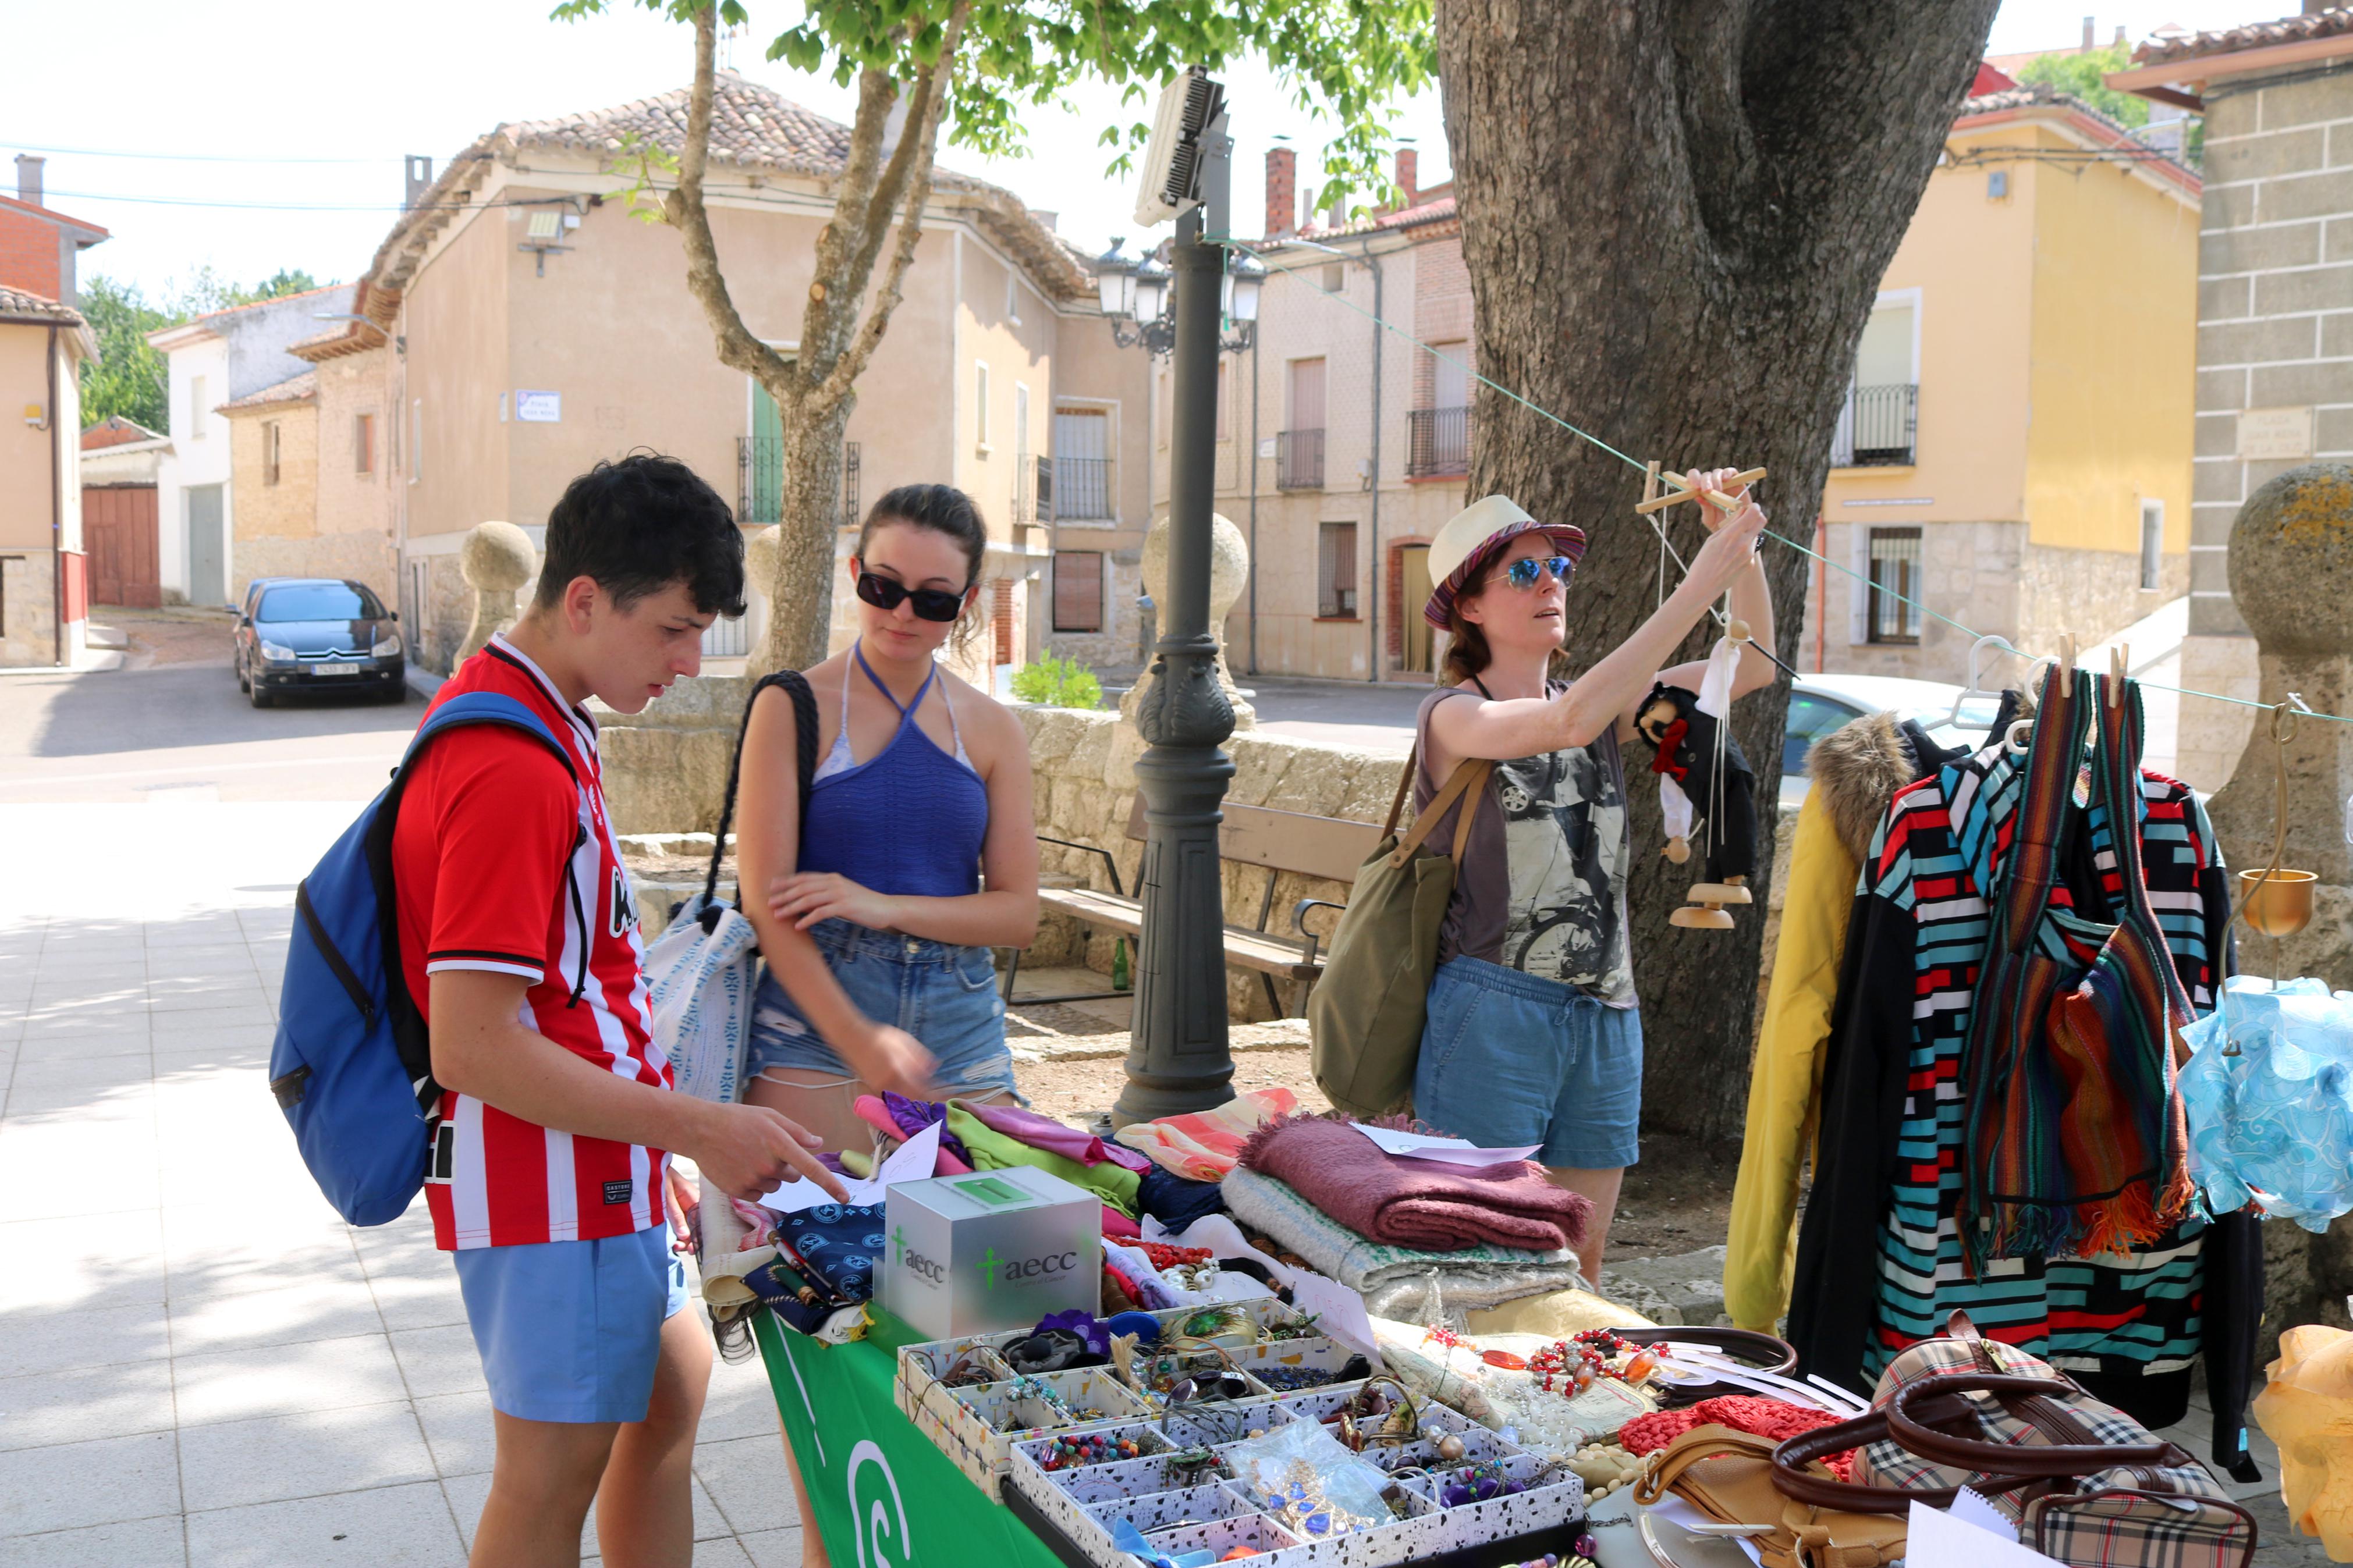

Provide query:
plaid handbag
left=1770, top=1315, right=2257, bottom=1568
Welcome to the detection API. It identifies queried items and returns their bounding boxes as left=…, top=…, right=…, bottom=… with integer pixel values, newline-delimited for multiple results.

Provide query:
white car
left=1780, top=674, right=2001, bottom=808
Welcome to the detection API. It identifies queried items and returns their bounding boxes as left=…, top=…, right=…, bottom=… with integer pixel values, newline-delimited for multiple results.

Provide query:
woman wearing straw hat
left=1409, top=471, right=1773, bottom=1283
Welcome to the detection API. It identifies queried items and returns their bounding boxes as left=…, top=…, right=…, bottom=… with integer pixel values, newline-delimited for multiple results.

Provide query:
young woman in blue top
left=733, top=483, right=1040, bottom=1161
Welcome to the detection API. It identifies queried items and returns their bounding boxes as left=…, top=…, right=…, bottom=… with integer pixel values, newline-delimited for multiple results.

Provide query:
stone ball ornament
left=458, top=520, right=537, bottom=593
left=2228, top=462, right=2353, bottom=657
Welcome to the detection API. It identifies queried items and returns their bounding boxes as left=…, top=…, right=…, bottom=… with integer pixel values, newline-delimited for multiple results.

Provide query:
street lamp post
left=1096, top=70, right=1263, bottom=1123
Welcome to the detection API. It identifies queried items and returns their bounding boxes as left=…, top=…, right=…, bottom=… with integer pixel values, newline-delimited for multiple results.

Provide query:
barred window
left=1866, top=527, right=1922, bottom=645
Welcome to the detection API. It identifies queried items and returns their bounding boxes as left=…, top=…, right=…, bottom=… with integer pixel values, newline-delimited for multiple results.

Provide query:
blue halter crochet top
left=798, top=645, right=989, bottom=899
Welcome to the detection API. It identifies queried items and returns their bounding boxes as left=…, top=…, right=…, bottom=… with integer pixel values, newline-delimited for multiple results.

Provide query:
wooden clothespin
left=2109, top=643, right=2127, bottom=709
left=1631, top=467, right=1768, bottom=515
left=1642, top=460, right=1662, bottom=510
left=2059, top=632, right=2077, bottom=698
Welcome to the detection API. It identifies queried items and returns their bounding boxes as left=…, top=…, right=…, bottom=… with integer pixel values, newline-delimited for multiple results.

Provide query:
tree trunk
left=1435, top=0, right=1999, bottom=1141
left=765, top=390, right=854, bottom=671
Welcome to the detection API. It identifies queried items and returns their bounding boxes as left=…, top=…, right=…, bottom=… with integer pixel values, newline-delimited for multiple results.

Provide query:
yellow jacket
left=1723, top=713, right=1930, bottom=1334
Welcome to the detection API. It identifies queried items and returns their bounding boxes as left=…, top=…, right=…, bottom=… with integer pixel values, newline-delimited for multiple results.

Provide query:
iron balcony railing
left=1276, top=428, right=1325, bottom=490
left=1406, top=406, right=1471, bottom=477
left=738, top=435, right=781, bottom=524
left=1053, top=456, right=1112, bottom=520
left=1830, top=383, right=1918, bottom=468
left=737, top=436, right=860, bottom=524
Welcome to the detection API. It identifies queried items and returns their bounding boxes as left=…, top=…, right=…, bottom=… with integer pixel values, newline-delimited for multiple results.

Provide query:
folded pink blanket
left=1236, top=1115, right=1589, bottom=1253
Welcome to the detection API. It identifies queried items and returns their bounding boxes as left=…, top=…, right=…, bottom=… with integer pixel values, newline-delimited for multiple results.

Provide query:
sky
left=0, top=0, right=2284, bottom=304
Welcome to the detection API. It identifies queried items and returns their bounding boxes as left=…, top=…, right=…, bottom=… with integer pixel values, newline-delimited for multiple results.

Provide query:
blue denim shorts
left=452, top=1224, right=687, bottom=1424
left=1412, top=954, right=1642, bottom=1169
left=746, top=918, right=1017, bottom=1096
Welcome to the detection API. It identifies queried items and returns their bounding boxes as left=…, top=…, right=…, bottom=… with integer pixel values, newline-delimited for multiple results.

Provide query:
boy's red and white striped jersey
left=392, top=633, right=669, bottom=1250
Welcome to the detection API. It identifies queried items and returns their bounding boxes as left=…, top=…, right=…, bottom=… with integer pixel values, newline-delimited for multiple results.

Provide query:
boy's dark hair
left=535, top=454, right=747, bottom=617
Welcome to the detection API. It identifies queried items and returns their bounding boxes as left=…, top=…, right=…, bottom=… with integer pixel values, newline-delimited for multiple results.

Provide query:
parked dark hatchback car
left=234, top=578, right=406, bottom=706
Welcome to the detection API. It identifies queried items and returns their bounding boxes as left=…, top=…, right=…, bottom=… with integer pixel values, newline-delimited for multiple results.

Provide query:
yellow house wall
left=2022, top=126, right=2197, bottom=558
left=310, top=346, right=399, bottom=600
left=1823, top=123, right=2039, bottom=525
left=226, top=404, right=319, bottom=541
left=0, top=323, right=52, bottom=550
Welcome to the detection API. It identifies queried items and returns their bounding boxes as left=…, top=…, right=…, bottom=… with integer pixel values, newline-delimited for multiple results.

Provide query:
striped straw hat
left=1422, top=495, right=1589, bottom=630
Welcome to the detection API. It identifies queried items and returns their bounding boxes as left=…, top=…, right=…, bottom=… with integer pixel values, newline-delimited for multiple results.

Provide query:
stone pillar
left=456, top=521, right=536, bottom=664
left=1122, top=510, right=1255, bottom=731
left=744, top=525, right=780, bottom=655
left=2201, top=461, right=2353, bottom=1334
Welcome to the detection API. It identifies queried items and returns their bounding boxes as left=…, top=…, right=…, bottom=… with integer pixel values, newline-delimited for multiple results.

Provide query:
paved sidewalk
left=0, top=805, right=802, bottom=1566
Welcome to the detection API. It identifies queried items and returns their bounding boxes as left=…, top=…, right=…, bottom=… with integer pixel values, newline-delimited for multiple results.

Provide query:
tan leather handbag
left=1634, top=1426, right=1909, bottom=1568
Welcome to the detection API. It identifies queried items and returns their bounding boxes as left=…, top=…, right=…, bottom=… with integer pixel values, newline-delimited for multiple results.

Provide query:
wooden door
left=1399, top=544, right=1432, bottom=673
left=187, top=483, right=225, bottom=607
left=84, top=485, right=161, bottom=608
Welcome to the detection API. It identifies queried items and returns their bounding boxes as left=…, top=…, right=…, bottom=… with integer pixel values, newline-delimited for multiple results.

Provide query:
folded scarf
left=1620, top=1396, right=1856, bottom=1481
left=1113, top=1087, right=1300, bottom=1181
left=1221, top=1167, right=1583, bottom=1324
left=959, top=1099, right=1152, bottom=1173
left=1238, top=1115, right=1588, bottom=1253
left=881, top=1090, right=970, bottom=1164
left=1138, top=1167, right=1226, bottom=1231
left=947, top=1102, right=1142, bottom=1218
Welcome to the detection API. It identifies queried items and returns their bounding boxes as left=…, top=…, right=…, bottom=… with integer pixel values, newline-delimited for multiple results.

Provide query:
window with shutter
left=1053, top=552, right=1103, bottom=632
left=1318, top=521, right=1358, bottom=618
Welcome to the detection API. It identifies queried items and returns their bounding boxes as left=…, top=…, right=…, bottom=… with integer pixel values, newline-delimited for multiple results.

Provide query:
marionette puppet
left=1633, top=646, right=1757, bottom=930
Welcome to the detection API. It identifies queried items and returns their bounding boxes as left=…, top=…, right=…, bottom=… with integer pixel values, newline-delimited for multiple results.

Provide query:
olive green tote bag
left=1307, top=748, right=1491, bottom=1119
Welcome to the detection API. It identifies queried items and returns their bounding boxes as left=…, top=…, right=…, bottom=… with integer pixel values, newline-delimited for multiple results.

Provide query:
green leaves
left=728, top=0, right=1434, bottom=182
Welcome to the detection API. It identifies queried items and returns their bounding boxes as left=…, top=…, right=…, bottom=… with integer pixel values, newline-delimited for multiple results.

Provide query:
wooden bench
left=1009, top=792, right=1386, bottom=1014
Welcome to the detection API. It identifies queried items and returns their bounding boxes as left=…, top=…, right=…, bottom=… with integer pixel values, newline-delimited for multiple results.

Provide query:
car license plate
left=314, top=663, right=359, bottom=676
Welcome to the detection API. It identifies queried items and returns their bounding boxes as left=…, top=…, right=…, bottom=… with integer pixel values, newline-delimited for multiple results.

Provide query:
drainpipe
left=1246, top=332, right=1261, bottom=674
left=47, top=324, right=62, bottom=667
left=1362, top=239, right=1383, bottom=684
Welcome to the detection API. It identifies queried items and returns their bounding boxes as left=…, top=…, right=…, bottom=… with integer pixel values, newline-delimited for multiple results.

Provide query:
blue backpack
left=268, top=692, right=579, bottom=1226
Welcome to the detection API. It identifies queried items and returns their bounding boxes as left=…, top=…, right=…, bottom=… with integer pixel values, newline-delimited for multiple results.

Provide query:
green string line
left=1218, top=239, right=2353, bottom=728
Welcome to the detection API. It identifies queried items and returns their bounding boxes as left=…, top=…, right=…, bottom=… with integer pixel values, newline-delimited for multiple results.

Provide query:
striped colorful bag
left=1957, top=666, right=2197, bottom=1269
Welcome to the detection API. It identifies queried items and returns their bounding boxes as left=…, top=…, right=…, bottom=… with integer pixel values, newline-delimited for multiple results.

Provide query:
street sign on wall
left=515, top=390, right=562, bottom=423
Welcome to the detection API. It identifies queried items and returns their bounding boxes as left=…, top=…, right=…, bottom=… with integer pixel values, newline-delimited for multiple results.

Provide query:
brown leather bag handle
left=1767, top=1410, right=2047, bottom=1514
left=1885, top=1375, right=2181, bottom=1475
left=1387, top=752, right=1493, bottom=868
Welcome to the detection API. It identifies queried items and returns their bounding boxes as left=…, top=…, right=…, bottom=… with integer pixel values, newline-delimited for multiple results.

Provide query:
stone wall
left=592, top=675, right=748, bottom=835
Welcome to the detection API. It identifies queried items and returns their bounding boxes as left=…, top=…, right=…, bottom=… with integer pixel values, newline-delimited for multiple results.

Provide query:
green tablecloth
left=753, top=1310, right=1066, bottom=1567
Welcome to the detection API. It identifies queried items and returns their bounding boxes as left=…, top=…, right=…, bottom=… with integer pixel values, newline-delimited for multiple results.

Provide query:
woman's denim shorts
left=746, top=918, right=1018, bottom=1097
left=1411, top=953, right=1642, bottom=1169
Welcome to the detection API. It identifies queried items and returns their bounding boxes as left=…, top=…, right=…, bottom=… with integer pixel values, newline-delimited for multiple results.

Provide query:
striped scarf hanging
left=1956, top=666, right=2196, bottom=1270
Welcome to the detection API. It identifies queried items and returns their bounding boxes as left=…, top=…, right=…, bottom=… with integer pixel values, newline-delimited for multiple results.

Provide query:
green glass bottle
left=1111, top=936, right=1131, bottom=991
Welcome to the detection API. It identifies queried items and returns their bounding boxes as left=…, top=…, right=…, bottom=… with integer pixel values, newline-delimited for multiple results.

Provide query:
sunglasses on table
left=1485, top=555, right=1576, bottom=590
left=854, top=570, right=970, bottom=623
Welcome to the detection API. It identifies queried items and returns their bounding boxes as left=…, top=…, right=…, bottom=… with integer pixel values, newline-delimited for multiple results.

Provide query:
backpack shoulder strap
left=700, top=671, right=818, bottom=922
left=406, top=691, right=579, bottom=782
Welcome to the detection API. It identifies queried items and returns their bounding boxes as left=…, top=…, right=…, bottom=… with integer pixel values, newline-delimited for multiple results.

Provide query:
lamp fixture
left=1094, top=237, right=1258, bottom=358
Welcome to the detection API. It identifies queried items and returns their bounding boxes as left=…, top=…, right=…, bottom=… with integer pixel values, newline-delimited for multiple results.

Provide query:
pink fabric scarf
left=1236, top=1115, right=1589, bottom=1253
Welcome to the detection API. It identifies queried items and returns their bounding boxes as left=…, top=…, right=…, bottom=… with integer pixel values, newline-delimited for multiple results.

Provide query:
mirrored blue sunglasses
left=1490, top=555, right=1575, bottom=590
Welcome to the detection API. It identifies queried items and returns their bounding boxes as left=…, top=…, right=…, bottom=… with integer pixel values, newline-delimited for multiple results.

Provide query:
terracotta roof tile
left=2135, top=8, right=2353, bottom=69
left=217, top=369, right=318, bottom=413
left=0, top=192, right=109, bottom=240
left=0, top=282, right=87, bottom=326
left=1953, top=81, right=2197, bottom=183
left=81, top=414, right=164, bottom=449
left=505, top=70, right=854, bottom=175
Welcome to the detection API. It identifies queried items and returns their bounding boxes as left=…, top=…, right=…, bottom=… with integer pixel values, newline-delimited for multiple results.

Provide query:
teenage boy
left=395, top=454, right=842, bottom=1568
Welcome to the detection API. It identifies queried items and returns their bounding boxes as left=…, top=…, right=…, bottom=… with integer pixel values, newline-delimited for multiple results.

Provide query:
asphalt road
left=0, top=663, right=417, bottom=805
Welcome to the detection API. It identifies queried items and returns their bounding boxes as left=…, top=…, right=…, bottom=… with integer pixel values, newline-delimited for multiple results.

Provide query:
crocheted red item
left=1137, top=1242, right=1213, bottom=1271
left=1618, top=1396, right=1855, bottom=1481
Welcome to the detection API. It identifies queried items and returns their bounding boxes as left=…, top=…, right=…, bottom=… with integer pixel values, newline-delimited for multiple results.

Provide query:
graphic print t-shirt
left=1412, top=684, right=1636, bottom=1005
left=391, top=635, right=668, bottom=1250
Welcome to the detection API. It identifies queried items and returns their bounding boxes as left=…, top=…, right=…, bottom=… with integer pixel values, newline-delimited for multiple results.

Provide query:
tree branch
left=817, top=2, right=968, bottom=407
left=664, top=3, right=797, bottom=394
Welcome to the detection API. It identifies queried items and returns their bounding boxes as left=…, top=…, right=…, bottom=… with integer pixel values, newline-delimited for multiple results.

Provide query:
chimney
left=1395, top=149, right=1419, bottom=209
left=2113, top=23, right=2125, bottom=44
left=2081, top=15, right=2095, bottom=50
left=14, top=154, right=43, bottom=208
left=404, top=154, right=434, bottom=211
left=1265, top=147, right=1297, bottom=239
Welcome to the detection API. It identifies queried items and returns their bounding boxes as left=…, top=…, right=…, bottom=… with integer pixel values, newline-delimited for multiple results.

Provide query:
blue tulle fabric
left=2181, top=975, right=2353, bottom=1233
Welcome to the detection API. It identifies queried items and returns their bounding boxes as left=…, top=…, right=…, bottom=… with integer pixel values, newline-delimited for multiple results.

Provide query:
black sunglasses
left=854, top=570, right=969, bottom=623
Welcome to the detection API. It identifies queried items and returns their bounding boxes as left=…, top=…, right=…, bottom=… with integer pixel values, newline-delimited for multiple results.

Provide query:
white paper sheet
left=1907, top=1499, right=2066, bottom=1568
left=758, top=1121, right=941, bottom=1213
left=1287, top=1272, right=1381, bottom=1363
left=1949, top=1489, right=2019, bottom=1545
left=1346, top=1123, right=1542, bottom=1167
